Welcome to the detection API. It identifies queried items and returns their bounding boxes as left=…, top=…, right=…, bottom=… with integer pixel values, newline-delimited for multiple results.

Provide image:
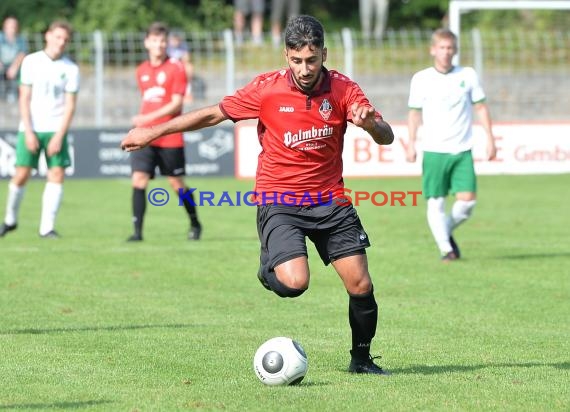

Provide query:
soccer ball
left=253, top=337, right=308, bottom=386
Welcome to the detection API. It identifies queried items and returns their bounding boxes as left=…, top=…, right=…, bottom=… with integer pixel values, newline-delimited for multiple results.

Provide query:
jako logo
left=279, top=106, right=295, bottom=112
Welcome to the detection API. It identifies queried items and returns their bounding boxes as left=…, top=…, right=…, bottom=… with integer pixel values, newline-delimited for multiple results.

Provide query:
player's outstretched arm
left=368, top=118, right=394, bottom=145
left=121, top=104, right=227, bottom=151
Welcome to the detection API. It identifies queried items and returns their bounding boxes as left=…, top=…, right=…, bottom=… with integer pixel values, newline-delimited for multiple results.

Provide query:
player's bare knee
left=347, top=276, right=372, bottom=295
left=12, top=169, right=31, bottom=186
left=47, top=167, right=65, bottom=183
left=349, top=280, right=375, bottom=297
left=131, top=172, right=149, bottom=189
left=280, top=274, right=309, bottom=291
left=456, top=192, right=476, bottom=202
left=275, top=261, right=309, bottom=290
left=343, top=271, right=373, bottom=295
left=168, top=176, right=185, bottom=191
left=265, top=271, right=308, bottom=298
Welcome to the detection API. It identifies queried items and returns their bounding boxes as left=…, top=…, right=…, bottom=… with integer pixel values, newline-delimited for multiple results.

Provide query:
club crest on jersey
left=156, top=71, right=166, bottom=85
left=319, top=99, right=332, bottom=121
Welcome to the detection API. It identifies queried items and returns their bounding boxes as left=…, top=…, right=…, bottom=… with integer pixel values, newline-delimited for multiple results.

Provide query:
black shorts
left=257, top=202, right=371, bottom=275
left=130, top=146, right=186, bottom=178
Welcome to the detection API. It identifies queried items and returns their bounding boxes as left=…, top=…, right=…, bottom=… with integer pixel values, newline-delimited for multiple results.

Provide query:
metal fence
left=0, top=28, right=568, bottom=129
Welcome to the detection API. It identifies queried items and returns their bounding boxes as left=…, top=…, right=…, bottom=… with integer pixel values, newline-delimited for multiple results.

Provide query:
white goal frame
left=449, top=0, right=570, bottom=64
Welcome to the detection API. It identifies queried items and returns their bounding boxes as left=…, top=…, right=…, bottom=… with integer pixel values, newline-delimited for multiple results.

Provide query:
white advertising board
left=235, top=123, right=570, bottom=178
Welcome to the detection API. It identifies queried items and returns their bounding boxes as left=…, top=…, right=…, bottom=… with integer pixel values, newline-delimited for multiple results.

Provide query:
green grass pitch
left=0, top=174, right=568, bottom=411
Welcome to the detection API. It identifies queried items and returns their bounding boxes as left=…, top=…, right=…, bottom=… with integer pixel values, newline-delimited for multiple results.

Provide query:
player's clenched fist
left=350, top=102, right=394, bottom=146
left=350, top=103, right=376, bottom=129
left=120, top=127, right=156, bottom=152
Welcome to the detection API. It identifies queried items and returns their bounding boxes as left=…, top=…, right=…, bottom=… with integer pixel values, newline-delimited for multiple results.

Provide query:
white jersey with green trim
left=408, top=65, right=485, bottom=154
left=18, top=50, right=80, bottom=133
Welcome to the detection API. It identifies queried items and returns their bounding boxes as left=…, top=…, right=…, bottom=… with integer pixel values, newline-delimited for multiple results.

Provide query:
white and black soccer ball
left=253, top=337, right=308, bottom=386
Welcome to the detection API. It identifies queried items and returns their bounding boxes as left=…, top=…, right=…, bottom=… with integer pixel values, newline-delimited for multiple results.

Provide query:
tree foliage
left=461, top=9, right=570, bottom=31
left=72, top=0, right=156, bottom=32
left=390, top=0, right=449, bottom=29
left=1, top=0, right=568, bottom=34
left=0, top=0, right=75, bottom=32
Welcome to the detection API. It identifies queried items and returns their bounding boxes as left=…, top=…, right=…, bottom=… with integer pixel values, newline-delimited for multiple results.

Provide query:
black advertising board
left=0, top=127, right=235, bottom=179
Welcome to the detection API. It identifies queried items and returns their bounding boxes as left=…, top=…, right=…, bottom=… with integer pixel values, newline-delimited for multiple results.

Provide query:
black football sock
left=132, top=188, right=146, bottom=236
left=348, top=287, right=378, bottom=360
left=181, top=187, right=200, bottom=227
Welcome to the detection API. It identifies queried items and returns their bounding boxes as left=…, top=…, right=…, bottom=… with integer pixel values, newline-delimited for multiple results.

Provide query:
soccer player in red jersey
left=121, top=16, right=394, bottom=375
left=127, top=22, right=201, bottom=242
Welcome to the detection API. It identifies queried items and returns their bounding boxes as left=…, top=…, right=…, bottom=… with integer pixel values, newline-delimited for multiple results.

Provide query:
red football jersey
left=136, top=58, right=187, bottom=148
left=220, top=68, right=382, bottom=203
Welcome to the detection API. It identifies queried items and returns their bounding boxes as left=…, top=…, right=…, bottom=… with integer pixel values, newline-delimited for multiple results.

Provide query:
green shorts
left=422, top=150, right=476, bottom=198
left=15, top=132, right=71, bottom=169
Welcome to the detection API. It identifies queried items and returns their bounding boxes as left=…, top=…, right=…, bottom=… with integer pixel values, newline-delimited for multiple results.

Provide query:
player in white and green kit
left=406, top=28, right=497, bottom=261
left=0, top=21, right=79, bottom=238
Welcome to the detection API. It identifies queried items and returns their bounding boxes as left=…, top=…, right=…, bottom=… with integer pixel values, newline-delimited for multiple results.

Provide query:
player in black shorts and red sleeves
left=127, top=22, right=201, bottom=242
left=121, top=16, right=394, bottom=375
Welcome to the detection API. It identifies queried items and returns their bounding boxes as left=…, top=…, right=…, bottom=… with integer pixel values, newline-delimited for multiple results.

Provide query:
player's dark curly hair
left=284, top=15, right=325, bottom=51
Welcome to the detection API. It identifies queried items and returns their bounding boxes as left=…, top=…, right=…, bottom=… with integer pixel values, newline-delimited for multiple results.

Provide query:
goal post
left=449, top=0, right=570, bottom=64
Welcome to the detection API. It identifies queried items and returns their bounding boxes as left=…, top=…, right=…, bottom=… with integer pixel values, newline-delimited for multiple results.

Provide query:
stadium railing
left=0, top=28, right=568, bottom=129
